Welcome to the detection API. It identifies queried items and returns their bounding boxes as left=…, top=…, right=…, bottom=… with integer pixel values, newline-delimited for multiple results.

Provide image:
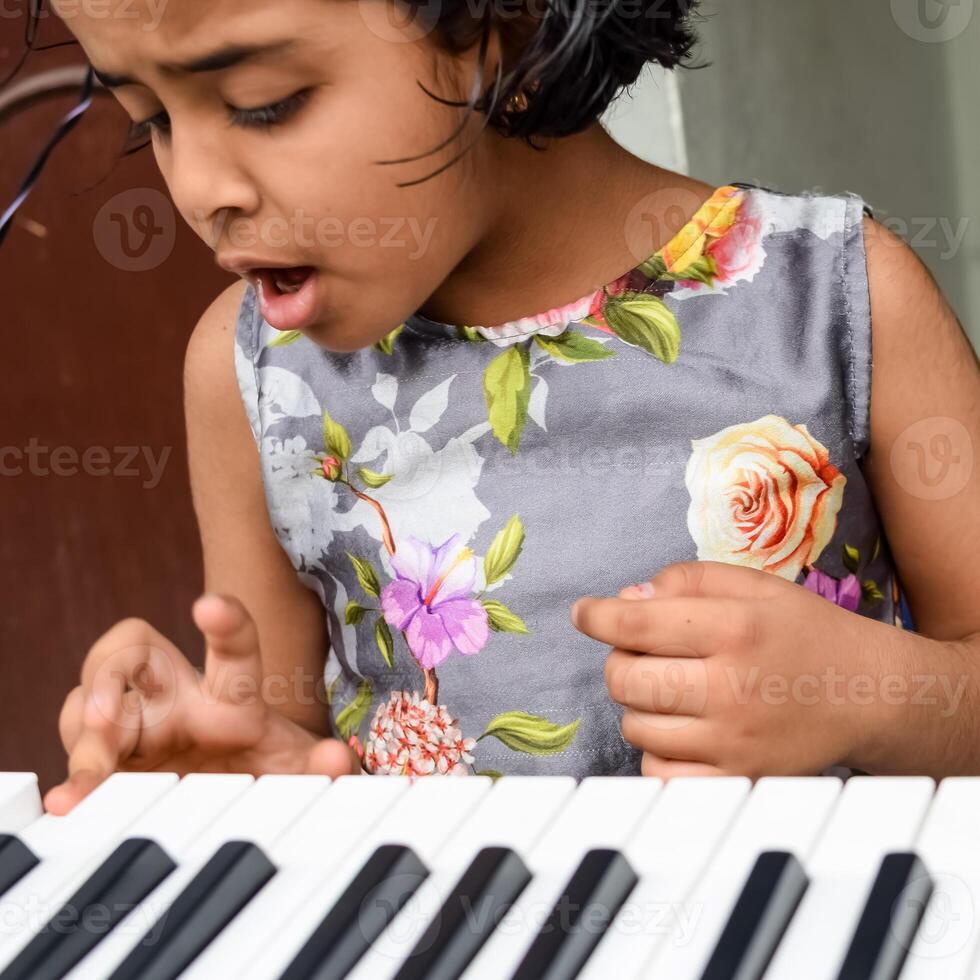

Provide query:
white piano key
left=0, top=773, right=178, bottom=968
left=900, top=778, right=980, bottom=980
left=181, top=774, right=412, bottom=980
left=640, top=775, right=844, bottom=980
left=0, top=775, right=41, bottom=834
left=65, top=774, right=330, bottom=980
left=579, top=777, right=752, bottom=979
left=243, top=774, right=496, bottom=980
left=346, top=776, right=579, bottom=980
left=764, top=776, right=936, bottom=980
left=460, top=776, right=663, bottom=980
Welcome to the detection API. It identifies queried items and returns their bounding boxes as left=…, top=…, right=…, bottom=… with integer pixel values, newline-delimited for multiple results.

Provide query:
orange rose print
left=684, top=414, right=846, bottom=581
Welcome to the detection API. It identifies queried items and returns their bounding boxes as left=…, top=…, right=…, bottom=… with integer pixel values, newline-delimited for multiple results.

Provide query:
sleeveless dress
left=233, top=182, right=917, bottom=780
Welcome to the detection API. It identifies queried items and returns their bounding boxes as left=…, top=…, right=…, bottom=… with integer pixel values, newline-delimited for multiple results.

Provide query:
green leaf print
left=323, top=409, right=353, bottom=462
left=268, top=329, right=303, bottom=348
left=483, top=345, right=532, bottom=454
left=481, top=599, right=529, bottom=634
left=347, top=552, right=382, bottom=598
left=482, top=515, right=525, bottom=586
left=456, top=325, right=488, bottom=343
left=345, top=600, right=368, bottom=625
left=862, top=579, right=884, bottom=602
left=325, top=675, right=341, bottom=707
left=602, top=291, right=681, bottom=364
left=660, top=254, right=717, bottom=285
left=475, top=770, right=504, bottom=781
left=534, top=330, right=616, bottom=364
left=842, top=543, right=860, bottom=575
left=334, top=680, right=372, bottom=740
left=478, top=711, right=581, bottom=756
left=357, top=466, right=394, bottom=489
left=375, top=617, right=395, bottom=667
left=871, top=533, right=881, bottom=563
left=636, top=253, right=668, bottom=280
left=374, top=324, right=404, bottom=355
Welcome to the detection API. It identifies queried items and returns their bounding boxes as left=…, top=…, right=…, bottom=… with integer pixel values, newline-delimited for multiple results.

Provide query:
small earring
left=507, top=89, right=529, bottom=112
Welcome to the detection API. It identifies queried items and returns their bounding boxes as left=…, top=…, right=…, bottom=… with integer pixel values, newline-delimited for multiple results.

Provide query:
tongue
left=272, top=266, right=313, bottom=284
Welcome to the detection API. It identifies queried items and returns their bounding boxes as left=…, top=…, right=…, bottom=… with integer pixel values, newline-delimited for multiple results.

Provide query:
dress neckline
left=403, top=182, right=746, bottom=345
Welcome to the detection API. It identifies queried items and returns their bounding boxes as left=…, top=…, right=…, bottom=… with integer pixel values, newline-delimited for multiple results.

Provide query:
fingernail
left=570, top=599, right=582, bottom=626
left=626, top=581, right=656, bottom=598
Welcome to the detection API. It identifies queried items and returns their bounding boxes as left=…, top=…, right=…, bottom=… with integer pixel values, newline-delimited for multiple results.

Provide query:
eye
left=126, top=89, right=312, bottom=143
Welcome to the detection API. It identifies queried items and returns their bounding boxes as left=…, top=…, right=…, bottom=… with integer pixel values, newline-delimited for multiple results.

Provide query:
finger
left=572, top=595, right=740, bottom=653
left=639, top=752, right=727, bottom=780
left=307, top=737, right=365, bottom=777
left=605, top=648, right=710, bottom=714
left=80, top=616, right=186, bottom=696
left=621, top=709, right=717, bottom=763
left=648, top=560, right=784, bottom=600
left=58, top=686, right=85, bottom=754
left=46, top=672, right=140, bottom=815
left=194, top=594, right=265, bottom=707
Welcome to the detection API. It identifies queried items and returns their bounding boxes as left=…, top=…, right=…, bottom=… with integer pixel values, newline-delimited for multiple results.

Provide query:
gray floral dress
left=233, top=182, right=916, bottom=780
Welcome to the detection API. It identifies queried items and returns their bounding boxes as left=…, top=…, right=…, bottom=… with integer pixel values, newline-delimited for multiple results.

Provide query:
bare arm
left=184, top=280, right=332, bottom=737
left=857, top=215, right=980, bottom=774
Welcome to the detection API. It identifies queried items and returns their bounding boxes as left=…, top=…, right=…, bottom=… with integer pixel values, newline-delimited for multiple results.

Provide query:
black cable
left=0, top=66, right=95, bottom=249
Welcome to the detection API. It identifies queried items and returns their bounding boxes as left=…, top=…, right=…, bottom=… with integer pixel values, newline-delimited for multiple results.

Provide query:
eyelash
left=127, top=89, right=311, bottom=142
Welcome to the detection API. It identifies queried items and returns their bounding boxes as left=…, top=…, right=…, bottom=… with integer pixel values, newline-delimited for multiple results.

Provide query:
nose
left=164, top=124, right=260, bottom=246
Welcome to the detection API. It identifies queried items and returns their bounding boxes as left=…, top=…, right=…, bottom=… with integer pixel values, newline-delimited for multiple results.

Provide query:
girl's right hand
left=44, top=594, right=361, bottom=815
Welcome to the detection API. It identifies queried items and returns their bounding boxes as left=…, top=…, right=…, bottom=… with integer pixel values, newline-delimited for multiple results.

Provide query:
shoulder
left=183, top=279, right=252, bottom=431
left=859, top=209, right=979, bottom=465
left=185, top=278, right=250, bottom=376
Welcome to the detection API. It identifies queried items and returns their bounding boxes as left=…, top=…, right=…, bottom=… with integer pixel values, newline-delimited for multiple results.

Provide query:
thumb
left=193, top=594, right=265, bottom=705
left=307, top=736, right=365, bottom=777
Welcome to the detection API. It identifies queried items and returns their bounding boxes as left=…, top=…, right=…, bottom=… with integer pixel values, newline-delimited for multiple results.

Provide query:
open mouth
left=252, top=266, right=319, bottom=332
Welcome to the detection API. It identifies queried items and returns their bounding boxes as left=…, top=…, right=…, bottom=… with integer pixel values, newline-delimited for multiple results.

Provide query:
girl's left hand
left=571, top=560, right=916, bottom=779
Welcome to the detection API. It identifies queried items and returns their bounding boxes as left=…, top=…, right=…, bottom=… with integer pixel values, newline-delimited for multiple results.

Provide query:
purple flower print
left=381, top=533, right=490, bottom=669
left=803, top=567, right=861, bottom=612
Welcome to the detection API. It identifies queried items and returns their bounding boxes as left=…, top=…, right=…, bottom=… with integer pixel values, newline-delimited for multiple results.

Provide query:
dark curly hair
left=0, top=0, right=703, bottom=241
left=381, top=0, right=704, bottom=184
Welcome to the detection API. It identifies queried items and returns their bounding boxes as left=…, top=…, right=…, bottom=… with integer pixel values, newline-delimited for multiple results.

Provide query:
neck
left=415, top=123, right=714, bottom=328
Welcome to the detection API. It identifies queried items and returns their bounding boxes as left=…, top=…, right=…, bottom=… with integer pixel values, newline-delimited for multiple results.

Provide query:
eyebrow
left=90, top=40, right=299, bottom=89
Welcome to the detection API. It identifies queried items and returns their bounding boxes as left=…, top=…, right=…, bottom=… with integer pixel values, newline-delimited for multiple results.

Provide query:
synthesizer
left=0, top=771, right=971, bottom=979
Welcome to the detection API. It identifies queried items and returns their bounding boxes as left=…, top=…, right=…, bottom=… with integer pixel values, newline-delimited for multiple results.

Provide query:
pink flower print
left=380, top=533, right=490, bottom=669
left=363, top=690, right=477, bottom=776
left=803, top=567, right=862, bottom=612
left=699, top=211, right=766, bottom=287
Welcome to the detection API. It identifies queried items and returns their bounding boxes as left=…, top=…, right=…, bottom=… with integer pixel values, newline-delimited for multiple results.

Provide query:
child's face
left=55, top=0, right=497, bottom=351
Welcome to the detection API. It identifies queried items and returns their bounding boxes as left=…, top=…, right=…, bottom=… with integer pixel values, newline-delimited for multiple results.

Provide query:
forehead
left=52, top=0, right=308, bottom=63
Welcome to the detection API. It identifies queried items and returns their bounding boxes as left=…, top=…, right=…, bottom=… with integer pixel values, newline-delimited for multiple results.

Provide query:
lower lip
left=254, top=268, right=320, bottom=332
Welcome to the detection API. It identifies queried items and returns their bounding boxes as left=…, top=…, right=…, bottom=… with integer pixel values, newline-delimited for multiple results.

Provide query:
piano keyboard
left=0, top=771, right=974, bottom=979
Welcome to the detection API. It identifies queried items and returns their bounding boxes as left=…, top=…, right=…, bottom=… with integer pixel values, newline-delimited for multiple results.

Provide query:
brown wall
left=0, top=19, right=234, bottom=790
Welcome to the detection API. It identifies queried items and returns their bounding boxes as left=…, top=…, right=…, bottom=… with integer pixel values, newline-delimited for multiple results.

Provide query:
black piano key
left=700, top=850, right=809, bottom=980
left=0, top=837, right=175, bottom=980
left=280, top=843, right=429, bottom=980
left=109, top=839, right=276, bottom=980
left=0, top=836, right=38, bottom=898
left=511, top=848, right=638, bottom=980
left=835, top=851, right=933, bottom=980
left=394, top=845, right=532, bottom=980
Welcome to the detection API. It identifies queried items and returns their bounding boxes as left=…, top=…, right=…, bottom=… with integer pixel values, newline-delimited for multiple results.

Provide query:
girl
left=29, top=0, right=980, bottom=814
